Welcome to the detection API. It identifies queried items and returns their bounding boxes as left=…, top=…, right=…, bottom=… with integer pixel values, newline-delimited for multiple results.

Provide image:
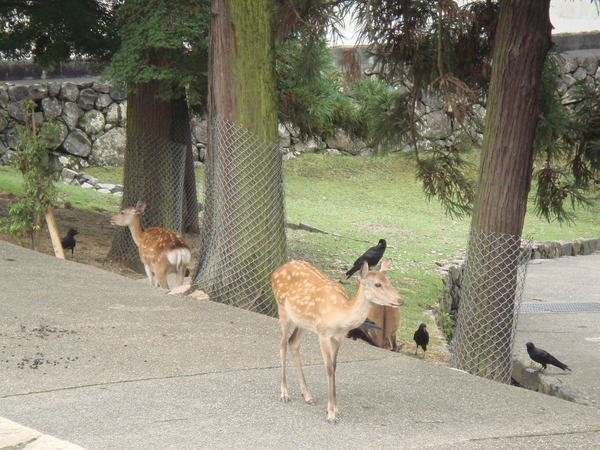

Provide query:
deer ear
left=135, top=201, right=146, bottom=215
left=359, top=261, right=369, bottom=279
left=380, top=259, right=391, bottom=273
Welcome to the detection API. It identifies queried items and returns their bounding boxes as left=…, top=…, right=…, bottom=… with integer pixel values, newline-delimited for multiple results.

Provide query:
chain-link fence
left=107, top=120, right=201, bottom=273
left=451, top=230, right=532, bottom=384
left=193, top=118, right=287, bottom=316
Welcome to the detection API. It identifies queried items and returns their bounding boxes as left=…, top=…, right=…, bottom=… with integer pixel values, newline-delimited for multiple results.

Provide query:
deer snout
left=389, top=297, right=404, bottom=307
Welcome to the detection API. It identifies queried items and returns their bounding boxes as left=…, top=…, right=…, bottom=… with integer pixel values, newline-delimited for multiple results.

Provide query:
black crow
left=61, top=228, right=79, bottom=256
left=413, top=323, right=429, bottom=355
left=345, top=239, right=387, bottom=279
left=346, top=319, right=381, bottom=346
left=526, top=342, right=571, bottom=372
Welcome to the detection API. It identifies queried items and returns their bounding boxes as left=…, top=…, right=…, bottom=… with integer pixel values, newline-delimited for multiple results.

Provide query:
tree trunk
left=453, top=0, right=552, bottom=382
left=193, top=0, right=286, bottom=315
left=108, top=82, right=194, bottom=271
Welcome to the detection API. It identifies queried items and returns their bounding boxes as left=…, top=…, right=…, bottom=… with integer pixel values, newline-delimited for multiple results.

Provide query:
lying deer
left=271, top=259, right=402, bottom=424
left=111, top=201, right=191, bottom=289
left=367, top=304, right=401, bottom=351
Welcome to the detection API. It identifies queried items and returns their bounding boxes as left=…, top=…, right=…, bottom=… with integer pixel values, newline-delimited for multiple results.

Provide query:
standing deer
left=367, top=304, right=401, bottom=351
left=272, top=259, right=402, bottom=424
left=110, top=201, right=191, bottom=289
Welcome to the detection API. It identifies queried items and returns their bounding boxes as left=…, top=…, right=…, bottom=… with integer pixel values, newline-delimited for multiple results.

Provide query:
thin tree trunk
left=453, top=0, right=551, bottom=382
left=194, top=0, right=286, bottom=315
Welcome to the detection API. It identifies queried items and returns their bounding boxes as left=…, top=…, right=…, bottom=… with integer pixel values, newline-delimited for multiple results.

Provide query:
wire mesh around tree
left=193, top=118, right=287, bottom=316
left=107, top=127, right=201, bottom=272
left=451, top=231, right=532, bottom=384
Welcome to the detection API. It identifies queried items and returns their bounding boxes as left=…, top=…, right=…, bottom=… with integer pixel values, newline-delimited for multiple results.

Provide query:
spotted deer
left=271, top=259, right=402, bottom=424
left=367, top=304, right=401, bottom=351
left=110, top=201, right=191, bottom=289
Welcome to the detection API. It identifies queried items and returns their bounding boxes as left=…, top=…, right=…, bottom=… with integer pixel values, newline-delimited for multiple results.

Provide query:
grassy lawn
left=2, top=154, right=600, bottom=354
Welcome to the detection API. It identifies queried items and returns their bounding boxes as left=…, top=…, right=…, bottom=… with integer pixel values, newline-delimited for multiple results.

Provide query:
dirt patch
left=0, top=198, right=199, bottom=280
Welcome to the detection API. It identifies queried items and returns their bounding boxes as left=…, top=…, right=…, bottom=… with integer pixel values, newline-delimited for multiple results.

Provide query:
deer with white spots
left=271, top=259, right=402, bottom=424
left=111, top=201, right=191, bottom=289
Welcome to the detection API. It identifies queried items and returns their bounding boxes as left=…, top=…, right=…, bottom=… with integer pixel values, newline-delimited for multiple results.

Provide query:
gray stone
left=105, top=103, right=121, bottom=124
left=81, top=174, right=98, bottom=184
left=8, top=85, right=29, bottom=102
left=359, top=148, right=373, bottom=157
left=62, top=129, right=92, bottom=157
left=577, top=238, right=600, bottom=255
left=282, top=153, right=296, bottom=161
left=1, top=149, right=17, bottom=165
left=60, top=82, right=79, bottom=102
left=58, top=155, right=83, bottom=170
left=41, top=97, right=62, bottom=119
left=191, top=118, right=207, bottom=144
left=111, top=185, right=124, bottom=194
left=81, top=182, right=94, bottom=189
left=61, top=168, right=78, bottom=182
left=421, top=110, right=451, bottom=139
left=572, top=67, right=588, bottom=81
left=562, top=85, right=581, bottom=105
left=561, top=73, right=577, bottom=87
left=95, top=93, right=113, bottom=109
left=119, top=102, right=127, bottom=125
left=7, top=101, right=27, bottom=122
left=556, top=240, right=573, bottom=257
left=97, top=188, right=111, bottom=194
left=40, top=121, right=68, bottom=150
left=5, top=128, right=20, bottom=149
left=278, top=123, right=291, bottom=148
left=0, top=86, right=9, bottom=107
left=198, top=145, right=206, bottom=162
left=90, top=127, right=126, bottom=165
left=28, top=84, right=47, bottom=100
left=79, top=109, right=105, bottom=135
left=325, top=148, right=341, bottom=156
left=62, top=102, right=83, bottom=130
left=109, top=86, right=126, bottom=101
left=48, top=81, right=61, bottom=97
left=113, top=191, right=123, bottom=197
left=92, top=81, right=111, bottom=94
left=97, top=183, right=116, bottom=191
left=78, top=88, right=98, bottom=110
left=0, top=116, right=7, bottom=133
left=562, top=56, right=577, bottom=73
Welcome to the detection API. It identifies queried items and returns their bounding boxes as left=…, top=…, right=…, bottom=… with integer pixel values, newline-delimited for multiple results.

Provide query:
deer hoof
left=280, top=394, right=290, bottom=403
left=304, top=397, right=314, bottom=405
left=327, top=417, right=339, bottom=425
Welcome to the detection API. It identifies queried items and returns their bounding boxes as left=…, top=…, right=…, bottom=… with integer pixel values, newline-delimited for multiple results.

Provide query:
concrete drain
left=519, top=302, right=600, bottom=313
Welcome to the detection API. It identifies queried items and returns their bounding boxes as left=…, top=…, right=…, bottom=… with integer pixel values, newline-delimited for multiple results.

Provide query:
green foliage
left=533, top=56, right=600, bottom=223
left=276, top=37, right=355, bottom=138
left=0, top=0, right=119, bottom=67
left=108, top=0, right=209, bottom=104
left=0, top=102, right=60, bottom=242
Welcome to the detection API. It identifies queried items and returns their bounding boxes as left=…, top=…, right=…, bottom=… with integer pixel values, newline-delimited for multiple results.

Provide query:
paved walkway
left=1, top=241, right=600, bottom=449
left=515, top=254, right=600, bottom=407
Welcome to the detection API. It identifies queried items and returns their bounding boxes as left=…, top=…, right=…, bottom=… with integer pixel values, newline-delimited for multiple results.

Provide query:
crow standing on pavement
left=526, top=342, right=571, bottom=372
left=61, top=228, right=79, bottom=256
left=345, top=239, right=387, bottom=279
left=413, top=323, right=429, bottom=356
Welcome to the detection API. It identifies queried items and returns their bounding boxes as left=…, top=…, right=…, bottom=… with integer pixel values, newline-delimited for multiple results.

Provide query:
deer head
left=358, top=259, right=403, bottom=307
left=111, top=201, right=146, bottom=227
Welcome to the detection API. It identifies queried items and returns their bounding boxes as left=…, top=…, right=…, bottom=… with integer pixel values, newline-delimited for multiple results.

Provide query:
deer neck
left=346, top=283, right=374, bottom=329
left=128, top=216, right=145, bottom=246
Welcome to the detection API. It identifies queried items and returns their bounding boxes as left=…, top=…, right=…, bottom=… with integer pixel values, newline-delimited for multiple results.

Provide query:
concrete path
left=1, top=241, right=600, bottom=449
left=515, top=254, right=600, bottom=407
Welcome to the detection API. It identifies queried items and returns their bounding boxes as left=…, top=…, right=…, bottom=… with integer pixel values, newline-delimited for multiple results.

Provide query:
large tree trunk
left=193, top=0, right=286, bottom=315
left=108, top=82, right=197, bottom=270
left=453, top=0, right=552, bottom=382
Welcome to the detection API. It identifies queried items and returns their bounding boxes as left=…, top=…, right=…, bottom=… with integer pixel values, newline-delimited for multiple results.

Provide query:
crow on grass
left=345, top=239, right=387, bottom=279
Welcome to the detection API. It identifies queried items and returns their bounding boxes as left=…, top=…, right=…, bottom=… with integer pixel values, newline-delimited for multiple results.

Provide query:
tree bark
left=193, top=0, right=286, bottom=315
left=108, top=82, right=196, bottom=271
left=453, top=0, right=552, bottom=382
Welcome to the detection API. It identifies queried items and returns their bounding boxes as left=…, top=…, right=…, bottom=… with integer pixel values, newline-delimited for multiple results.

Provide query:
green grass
left=2, top=154, right=600, bottom=349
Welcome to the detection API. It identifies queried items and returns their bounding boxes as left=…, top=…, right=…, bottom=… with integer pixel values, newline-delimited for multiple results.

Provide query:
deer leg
left=329, top=336, right=342, bottom=419
left=279, top=320, right=292, bottom=403
left=143, top=264, right=156, bottom=287
left=319, top=335, right=337, bottom=424
left=155, top=266, right=170, bottom=289
left=288, top=327, right=313, bottom=404
left=175, top=264, right=186, bottom=287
